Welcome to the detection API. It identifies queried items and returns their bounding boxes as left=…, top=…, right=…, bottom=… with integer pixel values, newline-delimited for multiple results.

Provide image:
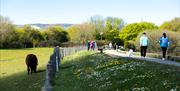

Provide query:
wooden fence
left=41, top=46, right=87, bottom=91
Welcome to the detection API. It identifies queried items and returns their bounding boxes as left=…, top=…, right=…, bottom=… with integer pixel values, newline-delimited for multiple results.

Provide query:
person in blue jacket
left=140, top=32, right=149, bottom=58
left=159, top=33, right=169, bottom=60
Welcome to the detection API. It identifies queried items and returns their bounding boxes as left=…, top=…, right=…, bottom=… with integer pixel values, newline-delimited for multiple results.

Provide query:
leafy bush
left=160, top=17, right=180, bottom=32
left=96, top=40, right=109, bottom=47
left=119, top=22, right=158, bottom=42
left=124, top=40, right=136, bottom=51
left=67, top=23, right=95, bottom=44
left=44, top=26, right=69, bottom=43
left=38, top=40, right=60, bottom=47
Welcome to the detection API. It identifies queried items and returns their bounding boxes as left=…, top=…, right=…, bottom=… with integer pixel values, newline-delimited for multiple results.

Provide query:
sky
left=0, top=0, right=180, bottom=25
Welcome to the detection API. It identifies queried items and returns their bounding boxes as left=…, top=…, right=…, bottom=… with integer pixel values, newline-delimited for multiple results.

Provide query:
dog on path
left=127, top=49, right=133, bottom=57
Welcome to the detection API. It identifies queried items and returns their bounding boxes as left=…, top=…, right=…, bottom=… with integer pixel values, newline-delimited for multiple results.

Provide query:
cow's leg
left=27, top=66, right=30, bottom=75
left=30, top=67, right=33, bottom=74
left=34, top=66, right=37, bottom=73
left=31, top=66, right=37, bottom=73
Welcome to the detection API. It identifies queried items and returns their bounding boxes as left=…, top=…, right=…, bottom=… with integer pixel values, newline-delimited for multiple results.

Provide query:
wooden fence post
left=42, top=46, right=87, bottom=91
left=54, top=46, right=60, bottom=72
left=41, top=54, right=56, bottom=91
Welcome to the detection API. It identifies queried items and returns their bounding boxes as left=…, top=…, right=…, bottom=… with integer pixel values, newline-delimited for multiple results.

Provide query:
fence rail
left=42, top=46, right=86, bottom=91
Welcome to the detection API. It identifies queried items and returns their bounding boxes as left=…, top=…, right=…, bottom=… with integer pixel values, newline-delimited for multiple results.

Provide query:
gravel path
left=104, top=50, right=180, bottom=67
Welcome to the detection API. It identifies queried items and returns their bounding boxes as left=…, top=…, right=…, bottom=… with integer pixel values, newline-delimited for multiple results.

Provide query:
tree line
left=0, top=16, right=69, bottom=48
left=0, top=15, right=180, bottom=53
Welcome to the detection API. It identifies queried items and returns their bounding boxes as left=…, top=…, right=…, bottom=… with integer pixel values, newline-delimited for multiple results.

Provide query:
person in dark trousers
left=113, top=43, right=117, bottom=50
left=140, top=32, right=149, bottom=58
left=159, top=33, right=169, bottom=60
left=87, top=41, right=90, bottom=51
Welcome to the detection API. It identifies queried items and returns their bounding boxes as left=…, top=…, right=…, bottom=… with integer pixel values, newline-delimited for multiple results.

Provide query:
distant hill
left=16, top=23, right=73, bottom=30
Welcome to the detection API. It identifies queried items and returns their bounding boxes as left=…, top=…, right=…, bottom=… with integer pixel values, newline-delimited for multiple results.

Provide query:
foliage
left=135, top=30, right=180, bottom=56
left=89, top=15, right=105, bottom=40
left=95, top=40, right=109, bottom=47
left=67, top=23, right=95, bottom=45
left=68, top=16, right=124, bottom=46
left=0, top=16, right=19, bottom=48
left=20, top=25, right=44, bottom=48
left=44, top=26, right=69, bottom=42
left=88, top=16, right=124, bottom=44
left=104, top=17, right=124, bottom=43
left=160, top=17, right=180, bottom=32
left=0, top=16, right=70, bottom=48
left=0, top=16, right=44, bottom=48
left=119, top=22, right=158, bottom=43
left=124, top=40, right=136, bottom=51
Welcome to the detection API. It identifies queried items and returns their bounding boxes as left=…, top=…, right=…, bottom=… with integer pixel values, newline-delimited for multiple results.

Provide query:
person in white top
left=140, top=32, right=149, bottom=58
left=109, top=42, right=112, bottom=49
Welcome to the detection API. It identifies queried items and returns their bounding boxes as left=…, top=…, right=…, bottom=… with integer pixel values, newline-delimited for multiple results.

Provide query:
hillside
left=16, top=23, right=73, bottom=30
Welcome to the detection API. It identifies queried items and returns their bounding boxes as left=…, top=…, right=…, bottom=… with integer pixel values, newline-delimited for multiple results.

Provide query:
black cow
left=25, top=54, right=38, bottom=75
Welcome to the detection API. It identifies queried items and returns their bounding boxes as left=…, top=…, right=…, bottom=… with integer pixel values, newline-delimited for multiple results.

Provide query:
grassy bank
left=54, top=51, right=180, bottom=91
left=0, top=48, right=53, bottom=91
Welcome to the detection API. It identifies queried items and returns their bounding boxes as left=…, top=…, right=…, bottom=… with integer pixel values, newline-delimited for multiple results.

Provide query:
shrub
left=160, top=17, right=180, bottom=32
left=124, top=40, right=136, bottom=51
left=96, top=40, right=109, bottom=47
left=38, top=40, right=60, bottom=47
left=119, top=22, right=158, bottom=42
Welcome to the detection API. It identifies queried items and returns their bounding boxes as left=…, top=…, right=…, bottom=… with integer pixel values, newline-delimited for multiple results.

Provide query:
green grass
left=54, top=51, right=180, bottom=91
left=0, top=48, right=53, bottom=91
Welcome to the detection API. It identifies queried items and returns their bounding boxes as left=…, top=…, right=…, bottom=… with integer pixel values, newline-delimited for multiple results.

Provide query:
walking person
left=159, top=33, right=169, bottom=60
left=140, top=32, right=149, bottom=58
left=109, top=42, right=112, bottom=49
left=90, top=41, right=94, bottom=50
left=92, top=41, right=95, bottom=50
left=93, top=41, right=97, bottom=50
left=87, top=41, right=90, bottom=51
left=113, top=43, right=117, bottom=50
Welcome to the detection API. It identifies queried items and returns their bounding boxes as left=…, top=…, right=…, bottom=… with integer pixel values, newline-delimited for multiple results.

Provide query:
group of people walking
left=87, top=41, right=96, bottom=51
left=109, top=42, right=118, bottom=50
left=86, top=32, right=169, bottom=60
left=140, top=32, right=169, bottom=60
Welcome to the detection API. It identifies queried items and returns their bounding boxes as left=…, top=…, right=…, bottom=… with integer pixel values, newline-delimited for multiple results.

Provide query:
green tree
left=89, top=15, right=105, bottom=40
left=0, top=16, right=43, bottom=48
left=67, top=23, right=95, bottom=45
left=30, top=29, right=44, bottom=48
left=67, top=27, right=79, bottom=43
left=44, top=26, right=69, bottom=46
left=88, top=16, right=125, bottom=44
left=0, top=16, right=21, bottom=48
left=20, top=25, right=44, bottom=48
left=104, top=17, right=124, bottom=43
left=119, top=22, right=158, bottom=43
left=160, top=17, right=180, bottom=32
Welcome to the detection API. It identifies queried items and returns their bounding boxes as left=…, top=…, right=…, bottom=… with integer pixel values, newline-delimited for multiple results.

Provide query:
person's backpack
left=160, top=37, right=169, bottom=47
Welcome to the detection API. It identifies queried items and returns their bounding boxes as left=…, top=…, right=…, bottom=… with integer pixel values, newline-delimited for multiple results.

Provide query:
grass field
left=54, top=51, right=180, bottom=91
left=0, top=48, right=53, bottom=91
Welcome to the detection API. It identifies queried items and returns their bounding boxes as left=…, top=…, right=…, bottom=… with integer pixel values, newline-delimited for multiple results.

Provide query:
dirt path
left=104, top=50, right=180, bottom=67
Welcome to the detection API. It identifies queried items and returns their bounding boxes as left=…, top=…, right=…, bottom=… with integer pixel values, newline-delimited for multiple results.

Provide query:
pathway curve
left=104, top=50, right=180, bottom=67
